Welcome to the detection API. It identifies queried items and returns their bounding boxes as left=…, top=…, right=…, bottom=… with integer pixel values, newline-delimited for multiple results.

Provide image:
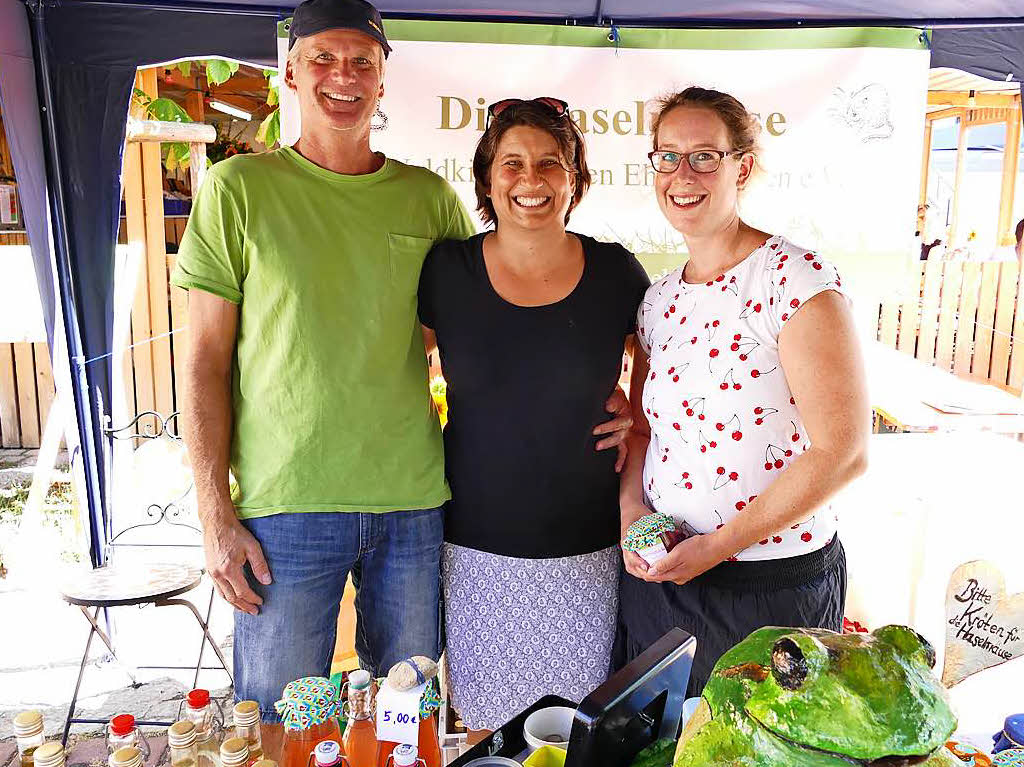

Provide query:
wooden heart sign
left=942, top=560, right=1024, bottom=687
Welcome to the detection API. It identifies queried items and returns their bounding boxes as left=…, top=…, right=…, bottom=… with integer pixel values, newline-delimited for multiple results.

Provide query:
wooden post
left=13, top=342, right=39, bottom=448
left=996, top=101, right=1022, bottom=247
left=949, top=111, right=969, bottom=244
left=0, top=344, right=18, bottom=447
left=918, top=118, right=933, bottom=234
left=139, top=70, right=175, bottom=421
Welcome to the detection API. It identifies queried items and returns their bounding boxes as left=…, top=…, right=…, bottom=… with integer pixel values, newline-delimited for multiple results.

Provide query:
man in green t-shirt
left=171, top=0, right=631, bottom=735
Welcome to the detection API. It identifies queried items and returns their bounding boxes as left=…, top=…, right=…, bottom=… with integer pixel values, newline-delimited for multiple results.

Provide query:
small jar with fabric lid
left=33, top=743, right=65, bottom=767
left=109, top=746, right=144, bottom=767
left=275, top=677, right=342, bottom=767
left=995, top=714, right=1024, bottom=753
left=14, top=711, right=45, bottom=767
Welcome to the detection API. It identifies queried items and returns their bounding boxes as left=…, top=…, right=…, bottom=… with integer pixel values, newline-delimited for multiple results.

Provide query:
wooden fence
left=876, top=258, right=1024, bottom=394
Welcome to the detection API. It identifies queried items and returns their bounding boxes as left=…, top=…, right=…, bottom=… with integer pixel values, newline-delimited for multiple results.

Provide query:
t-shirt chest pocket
left=388, top=233, right=434, bottom=297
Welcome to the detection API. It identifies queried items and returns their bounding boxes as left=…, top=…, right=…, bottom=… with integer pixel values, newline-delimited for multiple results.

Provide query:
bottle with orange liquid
left=274, top=678, right=342, bottom=767
left=340, top=671, right=376, bottom=767
left=374, top=680, right=441, bottom=767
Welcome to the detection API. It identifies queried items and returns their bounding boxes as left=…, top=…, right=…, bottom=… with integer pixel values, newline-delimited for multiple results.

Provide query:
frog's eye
left=771, top=637, right=808, bottom=690
left=872, top=624, right=936, bottom=669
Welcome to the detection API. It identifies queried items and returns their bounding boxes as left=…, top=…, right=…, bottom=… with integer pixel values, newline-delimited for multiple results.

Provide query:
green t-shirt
left=170, top=147, right=476, bottom=517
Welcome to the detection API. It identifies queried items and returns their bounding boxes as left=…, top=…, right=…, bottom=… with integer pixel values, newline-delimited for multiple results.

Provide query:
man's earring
left=371, top=106, right=388, bottom=131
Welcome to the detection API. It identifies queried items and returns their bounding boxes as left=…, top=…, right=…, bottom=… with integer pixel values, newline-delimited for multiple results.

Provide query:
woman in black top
left=418, top=99, right=650, bottom=739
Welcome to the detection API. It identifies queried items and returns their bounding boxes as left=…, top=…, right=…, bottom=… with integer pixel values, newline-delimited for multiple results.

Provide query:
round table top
left=60, top=563, right=203, bottom=606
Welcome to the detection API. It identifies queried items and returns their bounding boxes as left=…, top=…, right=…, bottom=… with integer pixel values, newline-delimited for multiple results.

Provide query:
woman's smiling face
left=653, top=105, right=753, bottom=238
left=488, top=125, right=575, bottom=232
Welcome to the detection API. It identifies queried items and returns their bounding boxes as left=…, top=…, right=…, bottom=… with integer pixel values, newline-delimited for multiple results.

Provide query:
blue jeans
left=233, top=508, right=443, bottom=722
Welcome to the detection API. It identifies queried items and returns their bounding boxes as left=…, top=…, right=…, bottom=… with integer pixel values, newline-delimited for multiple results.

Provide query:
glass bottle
left=168, top=721, right=199, bottom=767
left=221, top=737, right=252, bottom=767
left=341, top=671, right=376, bottom=767
left=107, top=714, right=151, bottom=761
left=233, top=701, right=264, bottom=762
left=275, top=677, right=342, bottom=767
left=108, top=747, right=144, bottom=767
left=14, top=710, right=44, bottom=767
left=186, top=689, right=219, bottom=767
left=383, top=745, right=423, bottom=767
left=33, top=743, right=65, bottom=767
left=374, top=682, right=441, bottom=767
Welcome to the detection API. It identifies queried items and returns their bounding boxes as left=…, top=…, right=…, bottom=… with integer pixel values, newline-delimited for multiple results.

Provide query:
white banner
left=278, top=24, right=930, bottom=293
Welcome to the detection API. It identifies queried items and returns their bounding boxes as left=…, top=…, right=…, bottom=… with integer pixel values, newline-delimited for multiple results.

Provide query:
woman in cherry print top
left=613, top=87, right=870, bottom=697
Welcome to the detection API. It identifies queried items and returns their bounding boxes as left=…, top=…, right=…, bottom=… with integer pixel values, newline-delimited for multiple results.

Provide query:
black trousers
left=612, top=535, right=847, bottom=699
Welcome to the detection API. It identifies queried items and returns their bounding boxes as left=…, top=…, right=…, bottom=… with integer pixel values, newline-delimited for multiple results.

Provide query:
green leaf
left=204, top=59, right=233, bottom=86
left=227, top=61, right=240, bottom=75
left=165, top=142, right=191, bottom=170
left=144, top=97, right=192, bottom=124
left=262, top=68, right=276, bottom=79
left=177, top=61, right=193, bottom=78
left=256, top=109, right=280, bottom=149
left=132, top=88, right=152, bottom=108
left=266, top=86, right=279, bottom=107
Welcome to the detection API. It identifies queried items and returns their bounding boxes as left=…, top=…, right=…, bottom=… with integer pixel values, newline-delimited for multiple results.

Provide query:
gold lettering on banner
left=438, top=96, right=785, bottom=137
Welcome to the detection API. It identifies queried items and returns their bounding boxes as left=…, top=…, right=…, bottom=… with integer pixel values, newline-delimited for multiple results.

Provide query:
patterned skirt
left=441, top=542, right=620, bottom=731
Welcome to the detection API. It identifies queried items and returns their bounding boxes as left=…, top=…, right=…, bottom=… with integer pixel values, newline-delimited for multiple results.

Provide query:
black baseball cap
left=288, top=0, right=392, bottom=58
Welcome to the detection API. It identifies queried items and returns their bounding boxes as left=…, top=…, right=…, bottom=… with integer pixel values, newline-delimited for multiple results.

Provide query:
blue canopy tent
left=0, top=0, right=1022, bottom=566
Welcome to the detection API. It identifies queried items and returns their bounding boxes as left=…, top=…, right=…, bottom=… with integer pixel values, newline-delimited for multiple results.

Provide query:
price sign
left=375, top=680, right=426, bottom=745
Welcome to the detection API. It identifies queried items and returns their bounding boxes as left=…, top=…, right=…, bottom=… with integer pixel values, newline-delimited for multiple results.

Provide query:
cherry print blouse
left=636, top=235, right=846, bottom=561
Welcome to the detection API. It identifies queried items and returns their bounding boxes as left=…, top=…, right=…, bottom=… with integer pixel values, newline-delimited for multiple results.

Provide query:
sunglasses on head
left=486, top=97, right=570, bottom=129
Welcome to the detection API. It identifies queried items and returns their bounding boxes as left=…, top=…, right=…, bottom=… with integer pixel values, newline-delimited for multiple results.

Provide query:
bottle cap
left=168, top=721, right=197, bottom=749
left=110, top=714, right=136, bottom=737
left=392, top=744, right=418, bottom=767
left=34, top=743, right=65, bottom=767
left=233, top=700, right=261, bottom=727
left=14, top=711, right=44, bottom=737
left=187, top=689, right=210, bottom=709
left=220, top=737, right=250, bottom=766
left=313, top=741, right=341, bottom=767
left=347, top=670, right=371, bottom=690
left=109, top=746, right=144, bottom=767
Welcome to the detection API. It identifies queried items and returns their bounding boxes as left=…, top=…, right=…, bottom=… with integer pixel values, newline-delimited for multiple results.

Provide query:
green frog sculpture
left=673, top=625, right=960, bottom=767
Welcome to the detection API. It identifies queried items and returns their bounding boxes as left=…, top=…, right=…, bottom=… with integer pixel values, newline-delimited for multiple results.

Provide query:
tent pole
left=25, top=0, right=109, bottom=568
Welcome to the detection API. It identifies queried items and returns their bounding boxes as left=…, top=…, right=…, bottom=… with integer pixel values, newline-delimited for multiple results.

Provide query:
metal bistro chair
left=59, top=411, right=232, bottom=746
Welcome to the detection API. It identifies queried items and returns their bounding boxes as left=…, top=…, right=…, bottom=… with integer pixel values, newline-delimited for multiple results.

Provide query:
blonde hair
left=651, top=86, right=761, bottom=156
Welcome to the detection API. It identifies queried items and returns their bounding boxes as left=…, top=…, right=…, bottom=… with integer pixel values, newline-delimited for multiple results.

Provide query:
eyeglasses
left=486, top=97, right=569, bottom=129
left=648, top=149, right=744, bottom=174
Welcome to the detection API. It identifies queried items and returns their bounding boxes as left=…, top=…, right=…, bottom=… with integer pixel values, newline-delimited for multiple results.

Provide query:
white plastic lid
left=392, top=744, right=418, bottom=767
left=313, top=741, right=341, bottom=767
left=348, top=670, right=371, bottom=690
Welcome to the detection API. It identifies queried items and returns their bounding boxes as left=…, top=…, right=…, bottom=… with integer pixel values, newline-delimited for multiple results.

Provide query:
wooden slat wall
left=0, top=99, right=55, bottom=448
left=878, top=258, right=1024, bottom=396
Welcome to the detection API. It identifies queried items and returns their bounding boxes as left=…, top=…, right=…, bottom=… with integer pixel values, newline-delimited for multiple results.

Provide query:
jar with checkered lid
left=274, top=677, right=342, bottom=767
